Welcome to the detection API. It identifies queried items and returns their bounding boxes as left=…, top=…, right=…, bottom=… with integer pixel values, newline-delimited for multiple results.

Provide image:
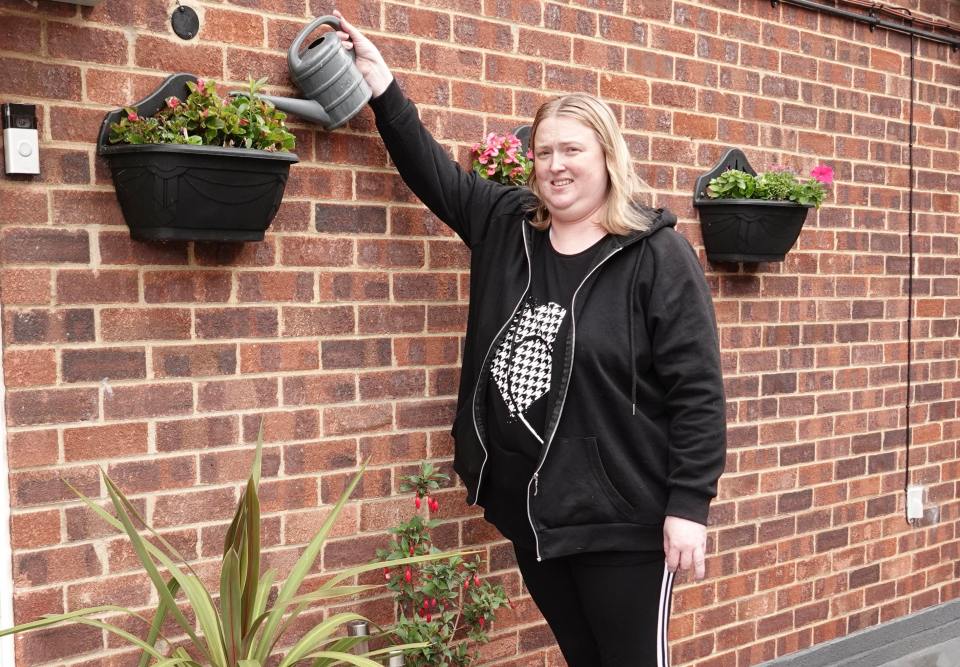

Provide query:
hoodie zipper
left=469, top=224, right=533, bottom=506
left=526, top=244, right=625, bottom=561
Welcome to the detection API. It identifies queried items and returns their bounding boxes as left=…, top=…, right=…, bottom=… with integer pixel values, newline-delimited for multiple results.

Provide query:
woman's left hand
left=663, top=516, right=707, bottom=581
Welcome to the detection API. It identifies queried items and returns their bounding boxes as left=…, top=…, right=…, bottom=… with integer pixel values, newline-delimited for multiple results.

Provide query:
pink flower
left=239, top=118, right=249, bottom=126
left=526, top=149, right=533, bottom=159
left=166, top=96, right=181, bottom=109
left=196, top=78, right=206, bottom=92
left=486, top=165, right=497, bottom=176
left=811, top=165, right=834, bottom=184
left=127, top=111, right=139, bottom=122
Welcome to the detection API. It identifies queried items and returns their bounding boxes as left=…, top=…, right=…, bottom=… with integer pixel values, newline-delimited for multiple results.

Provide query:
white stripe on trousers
left=657, top=564, right=676, bottom=667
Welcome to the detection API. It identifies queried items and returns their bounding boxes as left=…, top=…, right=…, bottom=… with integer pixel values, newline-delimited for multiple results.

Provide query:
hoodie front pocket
left=534, top=436, right=635, bottom=528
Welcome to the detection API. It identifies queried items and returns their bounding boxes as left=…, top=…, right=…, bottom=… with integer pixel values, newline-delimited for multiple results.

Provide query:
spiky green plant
left=0, top=427, right=442, bottom=666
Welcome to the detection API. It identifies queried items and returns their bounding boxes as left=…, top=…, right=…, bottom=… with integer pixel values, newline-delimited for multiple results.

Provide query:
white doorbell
left=3, top=104, right=40, bottom=175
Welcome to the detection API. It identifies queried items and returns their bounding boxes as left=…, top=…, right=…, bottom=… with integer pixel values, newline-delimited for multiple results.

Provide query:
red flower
left=127, top=111, right=139, bottom=122
left=415, top=495, right=421, bottom=510
left=239, top=118, right=249, bottom=127
left=166, top=96, right=181, bottom=109
left=404, top=567, right=412, bottom=583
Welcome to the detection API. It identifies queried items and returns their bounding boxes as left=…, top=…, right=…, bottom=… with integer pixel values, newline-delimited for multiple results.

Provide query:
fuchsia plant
left=471, top=132, right=533, bottom=186
left=377, top=463, right=511, bottom=666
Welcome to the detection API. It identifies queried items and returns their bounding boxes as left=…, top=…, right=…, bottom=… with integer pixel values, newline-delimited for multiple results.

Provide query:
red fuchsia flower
left=429, top=498, right=439, bottom=512
left=474, top=574, right=480, bottom=587
left=383, top=568, right=391, bottom=581
left=478, top=616, right=485, bottom=628
left=415, top=495, right=421, bottom=510
left=811, top=164, right=834, bottom=184
left=166, top=96, right=181, bottom=109
left=127, top=111, right=139, bottom=122
left=404, top=567, right=412, bottom=583
left=409, top=544, right=415, bottom=556
left=426, top=612, right=432, bottom=622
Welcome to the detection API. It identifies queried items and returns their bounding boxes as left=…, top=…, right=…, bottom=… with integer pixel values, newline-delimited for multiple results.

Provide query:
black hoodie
left=371, top=81, right=726, bottom=560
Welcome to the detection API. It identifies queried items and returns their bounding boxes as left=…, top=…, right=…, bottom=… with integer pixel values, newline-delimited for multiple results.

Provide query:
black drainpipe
left=770, top=0, right=960, bottom=50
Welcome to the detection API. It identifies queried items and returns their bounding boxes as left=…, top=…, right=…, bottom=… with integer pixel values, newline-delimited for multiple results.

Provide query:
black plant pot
left=97, top=73, right=299, bottom=242
left=695, top=199, right=811, bottom=263
left=693, top=148, right=811, bottom=263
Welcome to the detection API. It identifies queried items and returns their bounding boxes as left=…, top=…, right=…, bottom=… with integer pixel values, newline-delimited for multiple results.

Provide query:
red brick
left=64, top=422, right=148, bottom=461
left=133, top=35, right=222, bottom=78
left=3, top=348, right=56, bottom=387
left=152, top=488, right=237, bottom=528
left=10, top=510, right=60, bottom=549
left=358, top=305, right=425, bottom=334
left=1, top=228, right=88, bottom=264
left=203, top=7, right=265, bottom=45
left=99, top=232, right=188, bottom=265
left=238, top=271, right=315, bottom=302
left=6, top=429, right=58, bottom=469
left=358, top=239, right=425, bottom=268
left=395, top=336, right=460, bottom=365
left=0, top=57, right=81, bottom=101
left=7, top=387, right=98, bottom=426
left=323, top=404, right=393, bottom=436
left=100, top=308, right=191, bottom=341
left=103, top=383, right=193, bottom=419
left=321, top=338, right=392, bottom=369
left=198, top=377, right=278, bottom=411
left=156, top=415, right=239, bottom=452
left=61, top=347, right=146, bottom=383
left=154, top=344, right=237, bottom=378
left=318, top=271, right=389, bottom=302
left=144, top=270, right=232, bottom=303
left=56, top=270, right=138, bottom=304
left=282, top=305, right=355, bottom=336
left=0, top=269, right=50, bottom=305
left=315, top=204, right=387, bottom=233
left=107, top=455, right=197, bottom=494
left=196, top=307, right=279, bottom=339
left=47, top=21, right=128, bottom=64
left=238, top=341, right=318, bottom=373
left=282, top=373, right=356, bottom=406
left=359, top=369, right=427, bottom=400
left=279, top=237, right=354, bottom=267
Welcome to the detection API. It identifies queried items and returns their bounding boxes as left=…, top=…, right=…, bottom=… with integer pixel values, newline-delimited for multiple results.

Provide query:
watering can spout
left=230, top=91, right=332, bottom=128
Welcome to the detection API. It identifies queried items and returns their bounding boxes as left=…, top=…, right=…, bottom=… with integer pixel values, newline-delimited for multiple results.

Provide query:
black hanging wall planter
left=97, top=74, right=299, bottom=242
left=693, top=148, right=811, bottom=263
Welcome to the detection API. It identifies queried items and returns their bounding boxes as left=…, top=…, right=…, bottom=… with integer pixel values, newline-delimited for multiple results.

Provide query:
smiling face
left=532, top=114, right=610, bottom=226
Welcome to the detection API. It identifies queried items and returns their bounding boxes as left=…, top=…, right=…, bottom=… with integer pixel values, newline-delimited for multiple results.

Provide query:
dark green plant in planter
left=0, top=430, right=440, bottom=666
left=97, top=73, right=300, bottom=243
left=692, top=148, right=833, bottom=263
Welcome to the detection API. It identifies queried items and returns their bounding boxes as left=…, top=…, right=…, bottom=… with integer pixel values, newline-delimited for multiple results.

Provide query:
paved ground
left=761, top=600, right=960, bottom=667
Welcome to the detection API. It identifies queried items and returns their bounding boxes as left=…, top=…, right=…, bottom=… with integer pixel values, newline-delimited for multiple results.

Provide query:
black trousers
left=514, top=546, right=675, bottom=667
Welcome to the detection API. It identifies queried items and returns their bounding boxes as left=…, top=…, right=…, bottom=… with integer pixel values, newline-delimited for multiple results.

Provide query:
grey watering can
left=233, top=15, right=371, bottom=130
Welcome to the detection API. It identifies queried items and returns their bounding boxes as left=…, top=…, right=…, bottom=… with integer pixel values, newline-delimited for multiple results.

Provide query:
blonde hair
left=527, top=93, right=652, bottom=235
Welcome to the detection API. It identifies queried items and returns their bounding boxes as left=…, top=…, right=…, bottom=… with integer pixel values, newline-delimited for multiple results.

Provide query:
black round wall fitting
left=171, top=5, right=200, bottom=40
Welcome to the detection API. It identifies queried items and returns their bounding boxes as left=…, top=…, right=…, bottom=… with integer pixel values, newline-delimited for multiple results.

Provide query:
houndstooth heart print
left=490, top=301, right=566, bottom=420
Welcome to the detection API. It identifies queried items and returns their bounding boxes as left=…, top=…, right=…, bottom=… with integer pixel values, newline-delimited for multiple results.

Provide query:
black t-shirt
left=483, top=233, right=606, bottom=547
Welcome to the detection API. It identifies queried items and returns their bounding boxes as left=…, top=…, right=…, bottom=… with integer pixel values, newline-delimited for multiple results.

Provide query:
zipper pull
left=533, top=473, right=539, bottom=496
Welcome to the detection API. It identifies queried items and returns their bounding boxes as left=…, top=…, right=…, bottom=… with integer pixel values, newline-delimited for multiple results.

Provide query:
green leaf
left=137, top=577, right=181, bottom=667
left=278, top=613, right=371, bottom=667
left=99, top=475, right=210, bottom=661
left=221, top=547, right=243, bottom=663
left=250, top=466, right=367, bottom=662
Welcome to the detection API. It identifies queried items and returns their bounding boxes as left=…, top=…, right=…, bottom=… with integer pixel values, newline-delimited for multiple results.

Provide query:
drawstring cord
left=629, top=242, right=648, bottom=415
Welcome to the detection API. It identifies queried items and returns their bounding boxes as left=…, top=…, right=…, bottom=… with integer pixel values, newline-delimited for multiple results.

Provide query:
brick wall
left=1, top=0, right=958, bottom=664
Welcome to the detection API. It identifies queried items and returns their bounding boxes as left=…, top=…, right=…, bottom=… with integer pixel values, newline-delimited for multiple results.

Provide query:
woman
left=335, top=12, right=726, bottom=666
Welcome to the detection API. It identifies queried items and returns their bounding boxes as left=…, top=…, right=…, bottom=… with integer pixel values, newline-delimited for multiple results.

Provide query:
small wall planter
left=693, top=148, right=811, bottom=263
left=97, top=74, right=299, bottom=242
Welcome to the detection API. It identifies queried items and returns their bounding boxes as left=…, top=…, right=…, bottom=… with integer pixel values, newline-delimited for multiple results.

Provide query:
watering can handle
left=288, top=15, right=342, bottom=69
